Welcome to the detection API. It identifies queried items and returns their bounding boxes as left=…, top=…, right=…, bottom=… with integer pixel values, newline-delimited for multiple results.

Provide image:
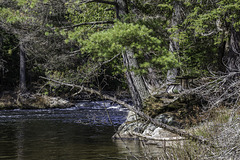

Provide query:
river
left=0, top=100, right=159, bottom=160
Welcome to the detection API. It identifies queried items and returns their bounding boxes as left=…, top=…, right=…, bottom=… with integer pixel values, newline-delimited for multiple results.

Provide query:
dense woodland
left=1, top=0, right=240, bottom=101
left=0, top=0, right=240, bottom=158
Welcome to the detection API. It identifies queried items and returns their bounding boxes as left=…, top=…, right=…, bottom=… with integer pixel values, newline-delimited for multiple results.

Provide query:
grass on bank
left=137, top=106, right=240, bottom=160
left=158, top=107, right=240, bottom=160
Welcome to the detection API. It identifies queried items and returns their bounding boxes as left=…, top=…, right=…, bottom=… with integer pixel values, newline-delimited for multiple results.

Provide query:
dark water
left=0, top=101, right=154, bottom=160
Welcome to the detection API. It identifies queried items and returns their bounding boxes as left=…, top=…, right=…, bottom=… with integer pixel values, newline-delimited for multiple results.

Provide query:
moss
left=143, top=96, right=167, bottom=117
left=143, top=93, right=207, bottom=128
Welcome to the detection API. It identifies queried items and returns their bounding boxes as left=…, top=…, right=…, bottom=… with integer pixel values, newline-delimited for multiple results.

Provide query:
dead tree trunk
left=19, top=42, right=27, bottom=93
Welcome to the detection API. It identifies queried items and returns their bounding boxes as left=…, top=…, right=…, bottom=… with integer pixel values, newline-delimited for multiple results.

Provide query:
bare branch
left=90, top=0, right=117, bottom=5
left=102, top=53, right=121, bottom=65
left=57, top=21, right=114, bottom=30
left=78, top=0, right=117, bottom=6
left=200, top=31, right=216, bottom=36
left=187, top=68, right=240, bottom=109
left=131, top=131, right=186, bottom=141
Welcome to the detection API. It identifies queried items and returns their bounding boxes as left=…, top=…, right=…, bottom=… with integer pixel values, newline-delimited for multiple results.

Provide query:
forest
left=0, top=0, right=240, bottom=159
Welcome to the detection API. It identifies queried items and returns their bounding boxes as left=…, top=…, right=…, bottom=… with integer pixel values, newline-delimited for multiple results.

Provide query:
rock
left=112, top=111, right=185, bottom=147
left=142, top=123, right=156, bottom=135
left=152, top=127, right=164, bottom=137
left=0, top=91, right=74, bottom=109
left=18, top=93, right=74, bottom=109
left=156, top=139, right=186, bottom=148
left=113, top=92, right=204, bottom=146
left=154, top=114, right=180, bottom=127
left=45, top=96, right=71, bottom=108
left=112, top=122, right=140, bottom=139
left=112, top=111, right=147, bottom=139
left=0, top=91, right=19, bottom=109
left=126, top=111, right=139, bottom=122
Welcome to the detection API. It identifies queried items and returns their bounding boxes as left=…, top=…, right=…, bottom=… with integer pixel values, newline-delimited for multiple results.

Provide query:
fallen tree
left=40, top=76, right=212, bottom=146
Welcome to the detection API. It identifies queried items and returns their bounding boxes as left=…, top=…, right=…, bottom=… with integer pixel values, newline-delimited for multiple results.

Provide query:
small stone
left=152, top=127, right=163, bottom=137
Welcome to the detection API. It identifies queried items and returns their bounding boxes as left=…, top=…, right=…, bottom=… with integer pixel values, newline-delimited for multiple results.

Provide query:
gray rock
left=19, top=93, right=73, bottom=109
left=154, top=114, right=180, bottom=127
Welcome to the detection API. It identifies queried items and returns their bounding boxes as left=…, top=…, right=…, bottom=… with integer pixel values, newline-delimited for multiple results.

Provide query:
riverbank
left=0, top=90, right=131, bottom=110
left=112, top=107, right=240, bottom=159
left=0, top=91, right=74, bottom=109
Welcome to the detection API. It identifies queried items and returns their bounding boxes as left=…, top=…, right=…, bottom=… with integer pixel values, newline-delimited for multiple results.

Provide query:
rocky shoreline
left=0, top=90, right=132, bottom=110
left=0, top=91, right=74, bottom=109
left=112, top=111, right=186, bottom=147
left=111, top=93, right=206, bottom=147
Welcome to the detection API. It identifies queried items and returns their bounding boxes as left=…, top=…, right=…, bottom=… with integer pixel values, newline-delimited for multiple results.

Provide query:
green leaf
left=45, top=32, right=50, bottom=36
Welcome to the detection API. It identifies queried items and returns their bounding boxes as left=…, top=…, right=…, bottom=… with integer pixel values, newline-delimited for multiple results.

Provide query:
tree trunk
left=223, top=26, right=240, bottom=72
left=218, top=28, right=227, bottom=72
left=0, top=35, right=2, bottom=86
left=115, top=0, right=128, bottom=20
left=144, top=67, right=161, bottom=95
left=228, top=26, right=240, bottom=71
left=166, top=2, right=182, bottom=92
left=122, top=49, right=150, bottom=109
left=116, top=0, right=150, bottom=109
left=19, top=43, right=27, bottom=93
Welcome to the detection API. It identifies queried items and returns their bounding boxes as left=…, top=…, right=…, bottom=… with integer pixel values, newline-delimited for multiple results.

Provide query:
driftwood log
left=40, top=76, right=211, bottom=146
left=131, top=131, right=186, bottom=141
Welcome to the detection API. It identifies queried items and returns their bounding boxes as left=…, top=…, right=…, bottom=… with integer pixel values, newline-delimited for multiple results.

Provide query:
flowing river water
left=0, top=100, right=160, bottom=160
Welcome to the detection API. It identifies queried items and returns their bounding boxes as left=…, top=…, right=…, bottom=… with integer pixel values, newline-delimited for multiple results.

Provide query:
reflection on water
left=0, top=100, right=162, bottom=160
